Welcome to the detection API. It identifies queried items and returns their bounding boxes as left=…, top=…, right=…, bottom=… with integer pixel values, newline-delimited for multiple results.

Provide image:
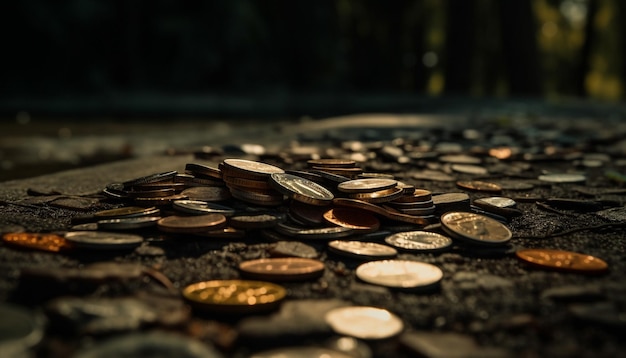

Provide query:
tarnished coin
left=323, top=208, right=380, bottom=233
left=392, top=189, right=432, bottom=203
left=221, top=159, right=284, bottom=179
left=94, top=206, right=160, bottom=219
left=337, top=178, right=398, bottom=194
left=97, top=216, right=161, bottom=230
left=229, top=187, right=285, bottom=206
left=134, top=193, right=187, bottom=206
left=2, top=232, right=73, bottom=252
left=289, top=200, right=329, bottom=226
left=440, top=212, right=512, bottom=246
left=184, top=163, right=222, bottom=179
left=328, top=240, right=397, bottom=260
left=515, top=249, right=608, bottom=274
left=456, top=180, right=502, bottom=193
left=127, top=188, right=176, bottom=198
left=180, top=186, right=231, bottom=202
left=252, top=347, right=352, bottom=358
left=325, top=306, right=403, bottom=340
left=157, top=214, right=227, bottom=234
left=64, top=231, right=143, bottom=250
left=239, top=257, right=325, bottom=281
left=269, top=173, right=334, bottom=206
left=356, top=260, right=443, bottom=290
left=182, top=280, right=286, bottom=314
left=173, top=200, right=236, bottom=216
left=538, top=173, right=586, bottom=183
left=384, top=231, right=453, bottom=252
left=333, top=198, right=434, bottom=226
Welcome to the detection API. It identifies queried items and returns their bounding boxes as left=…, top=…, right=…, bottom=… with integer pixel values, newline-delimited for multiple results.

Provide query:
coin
left=229, top=214, right=283, bottom=229
left=473, top=197, right=517, bottom=208
left=392, top=188, right=432, bottom=203
left=182, top=280, right=286, bottom=314
left=349, top=186, right=404, bottom=203
left=96, top=216, right=161, bottom=230
left=172, top=200, right=236, bottom=216
left=184, top=163, right=222, bottom=179
left=134, top=193, right=187, bottom=206
left=251, top=347, right=353, bottom=358
left=64, top=231, right=143, bottom=250
left=328, top=240, right=397, bottom=259
left=180, top=187, right=231, bottom=202
left=239, top=257, right=325, bottom=281
left=515, top=249, right=608, bottom=274
left=280, top=225, right=355, bottom=240
left=384, top=231, right=453, bottom=252
left=456, top=180, right=502, bottom=193
left=223, top=175, right=273, bottom=190
left=440, top=212, right=512, bottom=246
left=337, top=178, right=398, bottom=193
left=323, top=208, right=380, bottom=233
left=221, top=159, right=284, bottom=179
left=324, top=306, right=403, bottom=340
left=157, top=214, right=227, bottom=233
left=538, top=173, right=586, bottom=183
left=288, top=200, right=329, bottom=226
left=94, top=206, right=160, bottom=219
left=355, top=260, right=443, bottom=290
left=122, top=170, right=178, bottom=189
left=307, top=158, right=357, bottom=168
left=333, top=198, right=433, bottom=226
left=450, top=164, right=488, bottom=175
left=496, top=180, right=535, bottom=191
left=269, top=173, right=334, bottom=206
left=229, top=187, right=285, bottom=206
left=2, top=232, right=73, bottom=252
left=311, top=166, right=363, bottom=177
left=127, top=188, right=176, bottom=198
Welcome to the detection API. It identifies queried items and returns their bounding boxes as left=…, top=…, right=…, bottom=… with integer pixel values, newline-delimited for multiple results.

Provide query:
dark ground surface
left=2, top=104, right=626, bottom=357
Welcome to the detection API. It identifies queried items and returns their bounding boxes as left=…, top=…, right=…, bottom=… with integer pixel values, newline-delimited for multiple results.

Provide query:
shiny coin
left=538, top=173, right=586, bottom=183
left=325, top=306, right=403, bottom=340
left=229, top=214, right=283, bottom=229
left=173, top=200, right=236, bottom=216
left=289, top=226, right=355, bottom=240
left=356, top=260, right=443, bottom=290
left=337, top=178, right=398, bottom=194
left=2, top=232, right=73, bottom=252
left=323, top=208, right=380, bottom=233
left=0, top=303, right=45, bottom=357
left=473, top=197, right=517, bottom=208
left=328, top=240, right=397, bottom=260
left=333, top=198, right=434, bottom=226
left=269, top=173, right=334, bottom=206
left=157, top=214, right=227, bottom=234
left=456, top=180, right=502, bottom=193
left=64, top=231, right=143, bottom=250
left=94, top=206, right=160, bottom=219
left=349, top=186, right=404, bottom=204
left=450, top=164, right=488, bottom=175
left=122, top=170, right=177, bottom=189
left=384, top=231, right=453, bottom=252
left=515, top=249, right=608, bottom=274
left=182, top=280, right=286, bottom=314
left=307, top=158, right=357, bottom=168
left=440, top=212, right=512, bottom=246
left=251, top=347, right=352, bottom=358
left=97, top=216, right=160, bottom=230
left=180, top=186, right=231, bottom=202
left=222, top=159, right=284, bottom=179
left=239, top=257, right=325, bottom=281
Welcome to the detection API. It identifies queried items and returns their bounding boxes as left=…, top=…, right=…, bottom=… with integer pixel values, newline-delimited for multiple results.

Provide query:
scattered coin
left=328, top=240, right=397, bottom=260
left=185, top=163, right=223, bottom=179
left=356, top=260, right=443, bottom=290
left=538, top=173, right=586, bottom=183
left=64, top=231, right=143, bottom=250
left=229, top=214, right=283, bottom=229
left=239, top=257, right=325, bottom=281
left=323, top=208, right=380, bottom=233
left=122, top=170, right=178, bottom=189
left=269, top=173, right=334, bottom=206
left=324, top=306, right=403, bottom=340
left=441, top=212, right=512, bottom=246
left=456, top=180, right=502, bottom=193
left=515, top=249, right=608, bottom=274
left=450, top=164, right=488, bottom=175
left=2, top=232, right=73, bottom=253
left=157, top=214, right=227, bottom=234
left=182, top=280, right=286, bottom=314
left=384, top=231, right=453, bottom=252
left=473, top=197, right=517, bottom=208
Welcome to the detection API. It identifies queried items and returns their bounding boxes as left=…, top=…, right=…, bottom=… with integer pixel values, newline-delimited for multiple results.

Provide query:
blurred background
left=1, top=0, right=625, bottom=180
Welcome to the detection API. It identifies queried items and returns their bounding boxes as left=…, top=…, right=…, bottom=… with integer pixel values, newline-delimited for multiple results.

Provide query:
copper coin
left=2, top=232, right=73, bottom=253
left=456, top=180, right=502, bottom=193
left=289, top=200, right=328, bottom=226
left=333, top=198, right=433, bottom=226
left=122, top=170, right=178, bottom=188
left=221, top=159, right=284, bottom=179
left=127, top=188, right=176, bottom=198
left=450, top=164, right=488, bottom=175
left=392, top=189, right=432, bottom=203
left=239, top=257, right=325, bottom=281
left=323, top=208, right=380, bottom=233
left=515, top=249, right=608, bottom=274
left=229, top=187, right=285, bottom=206
left=338, top=178, right=398, bottom=194
left=157, top=214, right=227, bottom=233
left=182, top=280, right=286, bottom=314
left=184, top=163, right=222, bottom=179
left=440, top=212, right=512, bottom=246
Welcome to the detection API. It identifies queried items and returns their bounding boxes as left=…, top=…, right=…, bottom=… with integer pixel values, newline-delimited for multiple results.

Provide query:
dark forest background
left=1, top=0, right=624, bottom=116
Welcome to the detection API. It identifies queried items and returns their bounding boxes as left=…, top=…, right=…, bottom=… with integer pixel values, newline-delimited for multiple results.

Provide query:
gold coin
left=221, top=159, right=284, bottom=180
left=349, top=187, right=404, bottom=203
left=337, top=178, right=398, bottom=194
left=2, top=232, right=73, bottom=253
left=456, top=180, right=502, bottom=193
left=515, top=249, right=608, bottom=274
left=323, top=208, right=380, bottom=233
left=239, top=257, right=325, bottom=281
left=182, top=280, right=286, bottom=314
left=157, top=214, right=227, bottom=233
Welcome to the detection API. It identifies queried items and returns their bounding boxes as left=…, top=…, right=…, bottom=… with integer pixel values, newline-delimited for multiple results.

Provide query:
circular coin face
left=538, top=173, right=586, bottom=183
left=323, top=208, right=380, bottom=233
left=356, top=260, right=443, bottom=289
left=337, top=178, right=398, bottom=194
left=325, top=306, right=403, bottom=340
left=2, top=232, right=73, bottom=252
left=269, top=173, right=334, bottom=206
left=157, top=214, right=227, bottom=233
left=64, top=231, right=143, bottom=250
left=328, top=240, right=397, bottom=259
left=384, top=231, right=453, bottom=252
left=440, top=212, right=512, bottom=246
left=182, top=280, right=286, bottom=314
left=515, top=249, right=608, bottom=273
left=239, top=258, right=325, bottom=281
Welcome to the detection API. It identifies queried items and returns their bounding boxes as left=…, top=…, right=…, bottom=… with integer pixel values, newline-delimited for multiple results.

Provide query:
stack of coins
left=220, top=159, right=286, bottom=206
left=307, top=158, right=363, bottom=179
left=384, top=188, right=436, bottom=216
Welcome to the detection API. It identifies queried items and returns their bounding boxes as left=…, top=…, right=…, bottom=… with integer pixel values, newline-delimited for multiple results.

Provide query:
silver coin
left=173, top=200, right=236, bottom=216
left=538, top=173, right=586, bottom=183
left=275, top=223, right=354, bottom=240
left=384, top=231, right=453, bottom=252
left=64, top=231, right=143, bottom=250
left=440, top=212, right=512, bottom=246
left=328, top=240, right=397, bottom=259
left=96, top=216, right=161, bottom=230
left=473, top=197, right=517, bottom=208
left=337, top=178, right=398, bottom=193
left=269, top=173, right=334, bottom=206
left=324, top=306, right=404, bottom=340
left=356, top=260, right=443, bottom=289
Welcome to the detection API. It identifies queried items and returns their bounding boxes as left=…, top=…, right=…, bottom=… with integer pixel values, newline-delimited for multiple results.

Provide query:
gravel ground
left=1, top=111, right=626, bottom=358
